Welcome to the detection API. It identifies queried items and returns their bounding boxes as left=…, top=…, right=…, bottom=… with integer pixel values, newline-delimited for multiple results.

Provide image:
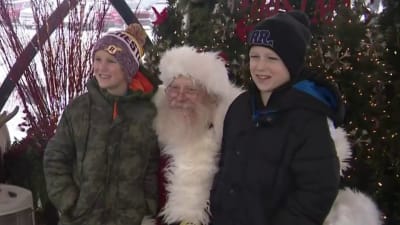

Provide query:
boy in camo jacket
left=44, top=23, right=159, bottom=225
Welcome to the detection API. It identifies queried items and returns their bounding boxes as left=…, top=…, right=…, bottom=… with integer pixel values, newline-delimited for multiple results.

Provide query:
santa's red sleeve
left=156, top=154, right=169, bottom=225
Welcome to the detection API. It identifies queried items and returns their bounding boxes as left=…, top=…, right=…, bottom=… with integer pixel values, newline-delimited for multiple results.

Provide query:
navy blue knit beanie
left=248, top=10, right=312, bottom=80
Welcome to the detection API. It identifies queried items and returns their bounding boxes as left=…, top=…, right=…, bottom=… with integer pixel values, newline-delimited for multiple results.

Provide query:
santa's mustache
left=169, top=101, right=196, bottom=111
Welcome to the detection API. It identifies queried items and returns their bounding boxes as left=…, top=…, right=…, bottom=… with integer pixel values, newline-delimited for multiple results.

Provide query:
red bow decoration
left=152, top=7, right=168, bottom=26
left=234, top=0, right=265, bottom=43
left=235, top=18, right=254, bottom=43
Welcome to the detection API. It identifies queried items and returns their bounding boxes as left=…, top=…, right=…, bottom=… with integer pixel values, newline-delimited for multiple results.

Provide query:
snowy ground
left=1, top=24, right=154, bottom=142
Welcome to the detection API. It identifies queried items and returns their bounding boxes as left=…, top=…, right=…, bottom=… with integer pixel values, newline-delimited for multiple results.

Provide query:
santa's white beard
left=154, top=94, right=220, bottom=225
left=154, top=96, right=214, bottom=147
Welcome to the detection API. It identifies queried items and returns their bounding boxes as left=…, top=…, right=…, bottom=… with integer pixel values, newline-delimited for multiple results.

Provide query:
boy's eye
left=249, top=55, right=259, bottom=58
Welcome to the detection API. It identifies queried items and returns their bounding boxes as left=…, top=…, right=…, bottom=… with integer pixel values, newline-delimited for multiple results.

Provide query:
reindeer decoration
left=0, top=106, right=19, bottom=179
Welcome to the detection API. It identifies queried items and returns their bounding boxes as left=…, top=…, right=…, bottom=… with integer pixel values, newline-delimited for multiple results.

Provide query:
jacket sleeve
left=43, top=110, right=79, bottom=212
left=144, top=141, right=160, bottom=216
left=272, top=116, right=340, bottom=225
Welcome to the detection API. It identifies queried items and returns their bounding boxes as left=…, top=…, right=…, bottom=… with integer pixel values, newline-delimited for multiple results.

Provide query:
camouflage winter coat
left=44, top=78, right=159, bottom=225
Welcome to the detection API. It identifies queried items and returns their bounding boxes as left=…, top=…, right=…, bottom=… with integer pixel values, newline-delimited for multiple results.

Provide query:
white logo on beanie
left=249, top=30, right=274, bottom=48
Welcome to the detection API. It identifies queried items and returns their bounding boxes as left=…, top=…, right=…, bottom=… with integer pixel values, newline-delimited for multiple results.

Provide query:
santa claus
left=153, top=46, right=242, bottom=225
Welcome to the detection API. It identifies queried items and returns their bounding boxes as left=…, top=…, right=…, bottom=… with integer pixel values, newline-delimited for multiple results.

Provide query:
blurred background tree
left=145, top=0, right=399, bottom=224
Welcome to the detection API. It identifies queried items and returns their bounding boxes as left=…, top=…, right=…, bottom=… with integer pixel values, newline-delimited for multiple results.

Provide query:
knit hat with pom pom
left=92, top=23, right=146, bottom=81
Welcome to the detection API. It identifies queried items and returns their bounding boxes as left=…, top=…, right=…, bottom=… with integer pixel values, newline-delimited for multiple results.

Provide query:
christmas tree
left=144, top=0, right=399, bottom=224
left=307, top=2, right=399, bottom=224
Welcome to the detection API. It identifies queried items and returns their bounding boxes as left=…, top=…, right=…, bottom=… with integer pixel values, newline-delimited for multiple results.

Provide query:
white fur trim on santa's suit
left=141, top=216, right=156, bottom=225
left=154, top=46, right=242, bottom=225
left=158, top=127, right=219, bottom=225
left=325, top=120, right=382, bottom=225
left=153, top=88, right=239, bottom=225
left=324, top=188, right=382, bottom=225
left=327, top=119, right=352, bottom=175
left=158, top=46, right=241, bottom=104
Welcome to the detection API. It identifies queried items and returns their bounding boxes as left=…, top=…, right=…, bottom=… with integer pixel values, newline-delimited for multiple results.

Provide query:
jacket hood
left=291, top=78, right=345, bottom=127
left=250, top=76, right=345, bottom=127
